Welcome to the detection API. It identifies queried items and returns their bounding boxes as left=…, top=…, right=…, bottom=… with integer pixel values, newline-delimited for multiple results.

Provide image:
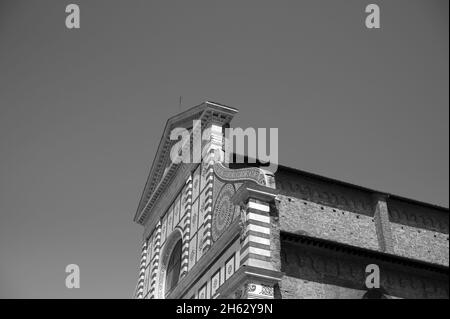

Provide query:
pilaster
left=135, top=239, right=148, bottom=299
left=201, top=123, right=224, bottom=254
left=180, top=176, right=192, bottom=278
left=373, top=193, right=395, bottom=254
left=228, top=183, right=283, bottom=299
left=149, top=221, right=162, bottom=298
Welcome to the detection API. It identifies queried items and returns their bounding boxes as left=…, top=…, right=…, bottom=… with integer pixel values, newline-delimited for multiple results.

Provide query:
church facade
left=133, top=101, right=449, bottom=299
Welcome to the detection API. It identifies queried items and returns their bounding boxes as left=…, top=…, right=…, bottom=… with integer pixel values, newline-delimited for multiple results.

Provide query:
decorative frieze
left=276, top=173, right=373, bottom=216
left=212, top=183, right=239, bottom=242
left=281, top=237, right=449, bottom=299
left=388, top=199, right=449, bottom=233
left=245, top=283, right=275, bottom=299
left=214, top=162, right=269, bottom=187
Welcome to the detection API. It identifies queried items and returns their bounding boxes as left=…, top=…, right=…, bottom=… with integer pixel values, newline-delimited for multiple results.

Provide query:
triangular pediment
left=134, top=101, right=238, bottom=225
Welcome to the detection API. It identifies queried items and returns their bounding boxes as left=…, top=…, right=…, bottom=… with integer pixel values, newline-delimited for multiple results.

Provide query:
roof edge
left=133, top=101, right=238, bottom=224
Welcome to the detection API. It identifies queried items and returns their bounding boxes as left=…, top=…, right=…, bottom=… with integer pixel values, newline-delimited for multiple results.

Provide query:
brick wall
left=274, top=167, right=449, bottom=299
left=275, top=167, right=449, bottom=266
left=388, top=198, right=449, bottom=266
left=277, top=195, right=379, bottom=251
left=279, top=240, right=449, bottom=299
left=276, top=169, right=374, bottom=217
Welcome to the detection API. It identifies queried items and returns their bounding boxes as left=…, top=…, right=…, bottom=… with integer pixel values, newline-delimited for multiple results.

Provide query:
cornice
left=213, top=162, right=275, bottom=188
left=281, top=231, right=449, bottom=275
left=134, top=101, right=238, bottom=225
left=216, top=266, right=284, bottom=299
left=232, top=182, right=279, bottom=206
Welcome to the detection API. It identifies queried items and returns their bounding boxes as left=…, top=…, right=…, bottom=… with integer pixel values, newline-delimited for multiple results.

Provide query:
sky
left=0, top=0, right=448, bottom=298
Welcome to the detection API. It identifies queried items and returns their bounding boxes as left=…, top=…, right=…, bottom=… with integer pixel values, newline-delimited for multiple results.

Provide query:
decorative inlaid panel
left=246, top=283, right=274, bottom=299
left=225, top=254, right=236, bottom=281
left=188, top=233, right=198, bottom=271
left=199, top=188, right=207, bottom=227
left=200, top=162, right=209, bottom=193
left=161, top=214, right=168, bottom=245
left=167, top=206, right=174, bottom=234
left=198, top=283, right=207, bottom=299
left=151, top=232, right=159, bottom=261
left=213, top=162, right=267, bottom=186
left=192, top=165, right=201, bottom=201
left=146, top=234, right=153, bottom=267
left=183, top=239, right=241, bottom=299
left=212, top=183, right=239, bottom=242
left=211, top=270, right=220, bottom=297
left=173, top=194, right=181, bottom=227
left=197, top=224, right=205, bottom=261
left=191, top=198, right=199, bottom=235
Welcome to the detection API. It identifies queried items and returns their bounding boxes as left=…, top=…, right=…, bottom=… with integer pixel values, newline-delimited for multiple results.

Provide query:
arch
left=156, top=227, right=183, bottom=299
left=165, top=240, right=182, bottom=295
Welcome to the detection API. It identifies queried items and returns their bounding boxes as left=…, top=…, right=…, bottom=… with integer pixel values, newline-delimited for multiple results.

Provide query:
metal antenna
left=179, top=96, right=182, bottom=112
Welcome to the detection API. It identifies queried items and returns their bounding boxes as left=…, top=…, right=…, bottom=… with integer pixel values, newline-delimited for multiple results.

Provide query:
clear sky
left=0, top=0, right=448, bottom=298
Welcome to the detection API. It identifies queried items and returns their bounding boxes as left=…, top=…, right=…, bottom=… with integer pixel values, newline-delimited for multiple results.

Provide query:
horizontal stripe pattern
left=247, top=224, right=270, bottom=235
left=240, top=199, right=273, bottom=271
left=248, top=201, right=270, bottom=212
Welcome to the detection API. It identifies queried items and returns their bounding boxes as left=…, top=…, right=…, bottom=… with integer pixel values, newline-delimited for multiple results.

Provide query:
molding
left=281, top=231, right=449, bottom=275
left=142, top=163, right=194, bottom=237
left=372, top=192, right=390, bottom=202
left=214, top=162, right=275, bottom=188
left=277, top=164, right=449, bottom=213
left=216, top=265, right=284, bottom=299
left=232, top=183, right=278, bottom=206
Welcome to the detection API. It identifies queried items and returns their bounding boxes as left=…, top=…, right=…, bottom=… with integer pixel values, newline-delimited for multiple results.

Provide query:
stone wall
left=277, top=195, right=379, bottom=251
left=279, top=239, right=449, bottom=299
left=275, top=167, right=449, bottom=267
left=276, top=169, right=374, bottom=217
left=388, top=198, right=449, bottom=266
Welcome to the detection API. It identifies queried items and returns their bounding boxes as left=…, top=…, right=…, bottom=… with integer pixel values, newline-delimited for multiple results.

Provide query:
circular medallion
left=212, top=183, right=236, bottom=241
